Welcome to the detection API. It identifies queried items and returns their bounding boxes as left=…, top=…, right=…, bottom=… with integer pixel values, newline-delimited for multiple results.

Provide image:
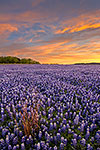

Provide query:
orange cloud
left=55, top=22, right=100, bottom=34
left=0, top=24, right=18, bottom=34
left=55, top=10, right=100, bottom=34
left=55, top=27, right=70, bottom=34
left=70, top=23, right=100, bottom=33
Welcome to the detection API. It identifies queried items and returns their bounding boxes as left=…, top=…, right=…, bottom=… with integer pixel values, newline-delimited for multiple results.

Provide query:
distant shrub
left=0, top=56, right=40, bottom=64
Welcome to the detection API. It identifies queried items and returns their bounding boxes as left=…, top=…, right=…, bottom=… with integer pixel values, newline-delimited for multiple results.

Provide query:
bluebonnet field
left=0, top=64, right=100, bottom=150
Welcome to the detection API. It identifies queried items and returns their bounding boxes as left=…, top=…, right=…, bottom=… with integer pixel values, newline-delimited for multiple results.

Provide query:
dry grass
left=20, top=102, right=40, bottom=136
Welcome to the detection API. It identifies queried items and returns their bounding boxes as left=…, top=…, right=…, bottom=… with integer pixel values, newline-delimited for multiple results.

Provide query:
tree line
left=0, top=56, right=40, bottom=64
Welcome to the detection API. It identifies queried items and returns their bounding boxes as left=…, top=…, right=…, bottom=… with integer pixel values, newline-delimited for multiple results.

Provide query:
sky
left=0, top=0, right=100, bottom=64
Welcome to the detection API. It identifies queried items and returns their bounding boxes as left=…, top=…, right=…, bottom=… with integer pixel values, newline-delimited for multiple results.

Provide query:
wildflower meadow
left=0, top=64, right=100, bottom=150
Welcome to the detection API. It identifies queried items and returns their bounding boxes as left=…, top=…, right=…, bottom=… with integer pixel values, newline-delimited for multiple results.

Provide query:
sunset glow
left=0, top=0, right=100, bottom=64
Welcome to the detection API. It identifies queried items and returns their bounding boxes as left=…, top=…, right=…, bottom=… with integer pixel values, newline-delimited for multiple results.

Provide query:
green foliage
left=0, top=56, right=40, bottom=64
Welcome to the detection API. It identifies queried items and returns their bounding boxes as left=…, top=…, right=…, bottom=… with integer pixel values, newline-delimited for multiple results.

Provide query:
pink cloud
left=0, top=24, right=18, bottom=34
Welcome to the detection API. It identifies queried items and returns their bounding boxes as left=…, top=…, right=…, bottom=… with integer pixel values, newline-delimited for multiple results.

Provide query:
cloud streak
left=0, top=24, right=18, bottom=34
